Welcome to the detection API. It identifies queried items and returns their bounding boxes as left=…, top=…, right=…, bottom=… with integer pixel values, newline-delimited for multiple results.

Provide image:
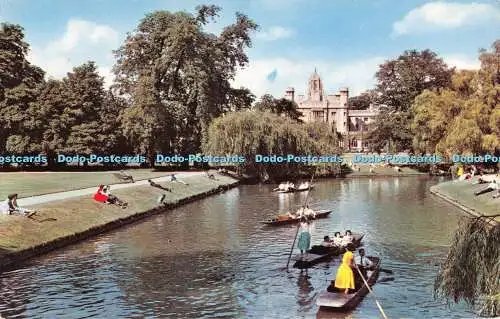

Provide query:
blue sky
left=1, top=0, right=499, bottom=97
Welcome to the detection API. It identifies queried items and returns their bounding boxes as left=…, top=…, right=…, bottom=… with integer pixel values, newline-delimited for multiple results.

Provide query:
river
left=0, top=177, right=473, bottom=318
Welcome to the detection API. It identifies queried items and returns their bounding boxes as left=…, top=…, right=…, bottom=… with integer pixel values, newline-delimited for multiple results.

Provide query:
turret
left=285, top=86, right=295, bottom=101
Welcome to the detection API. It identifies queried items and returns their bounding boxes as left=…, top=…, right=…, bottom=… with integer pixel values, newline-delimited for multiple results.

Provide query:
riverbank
left=0, top=172, right=239, bottom=270
left=430, top=178, right=500, bottom=222
left=344, top=166, right=426, bottom=177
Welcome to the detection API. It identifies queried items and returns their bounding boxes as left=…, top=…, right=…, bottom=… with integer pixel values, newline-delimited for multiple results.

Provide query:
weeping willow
left=434, top=214, right=500, bottom=317
left=202, top=111, right=340, bottom=178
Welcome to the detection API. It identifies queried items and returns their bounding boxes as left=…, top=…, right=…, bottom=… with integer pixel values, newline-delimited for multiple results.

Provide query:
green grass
left=0, top=174, right=238, bottom=259
left=345, top=166, right=425, bottom=177
left=0, top=169, right=177, bottom=199
left=431, top=178, right=500, bottom=222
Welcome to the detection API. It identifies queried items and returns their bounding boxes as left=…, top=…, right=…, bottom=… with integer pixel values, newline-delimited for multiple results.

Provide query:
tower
left=307, top=68, right=324, bottom=102
left=285, top=86, right=295, bottom=101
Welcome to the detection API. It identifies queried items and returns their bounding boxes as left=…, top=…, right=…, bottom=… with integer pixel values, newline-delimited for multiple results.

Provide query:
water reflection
left=0, top=177, right=469, bottom=318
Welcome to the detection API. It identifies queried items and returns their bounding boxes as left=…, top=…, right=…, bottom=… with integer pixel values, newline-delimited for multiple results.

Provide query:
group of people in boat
left=278, top=205, right=316, bottom=221
left=277, top=181, right=311, bottom=192
left=329, top=246, right=375, bottom=294
left=321, top=230, right=354, bottom=249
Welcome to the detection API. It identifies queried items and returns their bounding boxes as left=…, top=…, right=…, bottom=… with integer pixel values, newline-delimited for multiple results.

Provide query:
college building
left=283, top=69, right=379, bottom=151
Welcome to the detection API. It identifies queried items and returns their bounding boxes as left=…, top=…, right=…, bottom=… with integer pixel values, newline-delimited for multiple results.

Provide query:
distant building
left=283, top=69, right=379, bottom=151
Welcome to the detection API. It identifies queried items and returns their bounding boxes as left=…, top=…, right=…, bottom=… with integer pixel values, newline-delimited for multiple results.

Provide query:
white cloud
left=233, top=57, right=384, bottom=98
left=392, top=2, right=500, bottom=37
left=28, top=19, right=119, bottom=88
left=443, top=54, right=480, bottom=70
left=256, top=26, right=294, bottom=41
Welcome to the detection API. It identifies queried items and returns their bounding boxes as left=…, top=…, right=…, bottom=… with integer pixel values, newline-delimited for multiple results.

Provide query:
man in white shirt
left=355, top=248, right=374, bottom=269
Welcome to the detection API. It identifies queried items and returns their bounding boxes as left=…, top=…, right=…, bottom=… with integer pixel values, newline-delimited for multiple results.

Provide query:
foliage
left=369, top=49, right=454, bottom=152
left=0, top=23, right=45, bottom=153
left=435, top=215, right=500, bottom=317
left=411, top=40, right=500, bottom=156
left=113, top=5, right=258, bottom=157
left=348, top=90, right=377, bottom=110
left=253, top=94, right=303, bottom=121
left=202, top=111, right=339, bottom=177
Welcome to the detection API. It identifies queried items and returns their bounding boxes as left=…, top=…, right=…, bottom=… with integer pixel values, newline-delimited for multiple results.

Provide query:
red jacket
left=93, top=191, right=109, bottom=203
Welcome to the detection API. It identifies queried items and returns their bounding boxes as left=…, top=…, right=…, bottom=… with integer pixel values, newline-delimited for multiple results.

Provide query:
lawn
left=0, top=174, right=238, bottom=261
left=0, top=169, right=177, bottom=199
left=430, top=178, right=500, bottom=221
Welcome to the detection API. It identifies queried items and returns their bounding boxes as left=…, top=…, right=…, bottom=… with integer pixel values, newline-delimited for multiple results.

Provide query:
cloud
left=443, top=54, right=480, bottom=70
left=28, top=19, right=119, bottom=87
left=392, top=2, right=500, bottom=37
left=267, top=69, right=278, bottom=82
left=256, top=26, right=294, bottom=41
left=233, top=57, right=384, bottom=98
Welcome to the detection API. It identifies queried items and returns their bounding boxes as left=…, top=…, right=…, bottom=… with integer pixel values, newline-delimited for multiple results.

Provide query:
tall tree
left=253, top=94, right=303, bottom=122
left=411, top=40, right=500, bottom=156
left=113, top=5, right=258, bottom=162
left=62, top=62, right=115, bottom=156
left=348, top=89, right=377, bottom=110
left=0, top=23, right=44, bottom=153
left=369, top=50, right=454, bottom=152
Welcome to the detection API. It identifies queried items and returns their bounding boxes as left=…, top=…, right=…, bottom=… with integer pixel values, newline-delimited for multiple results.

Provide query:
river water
left=0, top=177, right=474, bottom=318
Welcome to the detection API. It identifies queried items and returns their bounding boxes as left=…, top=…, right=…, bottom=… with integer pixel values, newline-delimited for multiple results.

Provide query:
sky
left=1, top=0, right=499, bottom=97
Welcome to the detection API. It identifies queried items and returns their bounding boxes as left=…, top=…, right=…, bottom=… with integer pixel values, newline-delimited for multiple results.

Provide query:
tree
left=435, top=215, right=500, bottom=317
left=348, top=90, right=376, bottom=110
left=62, top=62, right=118, bottom=156
left=0, top=23, right=44, bottom=153
left=370, top=49, right=454, bottom=152
left=411, top=40, right=500, bottom=156
left=253, top=94, right=303, bottom=122
left=202, top=111, right=338, bottom=178
left=113, top=5, right=258, bottom=159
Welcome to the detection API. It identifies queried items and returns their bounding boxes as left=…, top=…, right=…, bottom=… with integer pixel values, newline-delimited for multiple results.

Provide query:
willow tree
left=202, top=110, right=340, bottom=178
left=435, top=215, right=500, bottom=317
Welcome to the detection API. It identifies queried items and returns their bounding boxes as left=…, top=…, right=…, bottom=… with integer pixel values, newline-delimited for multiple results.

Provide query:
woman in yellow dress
left=334, top=243, right=356, bottom=294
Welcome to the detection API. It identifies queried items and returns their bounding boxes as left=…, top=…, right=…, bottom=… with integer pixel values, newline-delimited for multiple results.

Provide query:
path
left=18, top=172, right=203, bottom=207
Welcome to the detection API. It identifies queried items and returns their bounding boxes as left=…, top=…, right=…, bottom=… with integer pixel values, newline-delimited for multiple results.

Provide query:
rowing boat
left=295, top=184, right=315, bottom=192
left=316, top=256, right=381, bottom=310
left=261, top=210, right=332, bottom=226
left=292, top=234, right=364, bottom=269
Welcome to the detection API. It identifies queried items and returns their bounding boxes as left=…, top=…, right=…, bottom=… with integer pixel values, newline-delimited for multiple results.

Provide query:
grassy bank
left=0, top=173, right=239, bottom=270
left=0, top=169, right=180, bottom=199
left=344, top=166, right=426, bottom=177
left=430, top=178, right=500, bottom=222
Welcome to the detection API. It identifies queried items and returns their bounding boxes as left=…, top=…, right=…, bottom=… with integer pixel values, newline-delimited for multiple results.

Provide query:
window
left=364, top=117, right=368, bottom=122
left=313, top=111, right=324, bottom=121
left=332, top=112, right=336, bottom=117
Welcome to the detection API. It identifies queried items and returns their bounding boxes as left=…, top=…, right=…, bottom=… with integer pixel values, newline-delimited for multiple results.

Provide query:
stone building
left=283, top=69, right=379, bottom=151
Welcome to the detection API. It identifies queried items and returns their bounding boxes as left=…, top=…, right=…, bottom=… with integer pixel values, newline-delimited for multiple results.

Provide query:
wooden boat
left=316, top=256, right=381, bottom=310
left=293, top=234, right=364, bottom=269
left=261, top=210, right=332, bottom=226
left=276, top=187, right=296, bottom=193
left=295, top=184, right=315, bottom=192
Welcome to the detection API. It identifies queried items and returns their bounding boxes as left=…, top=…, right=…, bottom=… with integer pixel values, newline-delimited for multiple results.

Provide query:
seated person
left=321, top=236, right=334, bottom=247
left=0, top=193, right=36, bottom=216
left=332, top=232, right=343, bottom=247
left=303, top=205, right=316, bottom=218
left=341, top=230, right=354, bottom=247
left=355, top=248, right=374, bottom=277
left=102, top=186, right=128, bottom=208
left=93, top=185, right=109, bottom=203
